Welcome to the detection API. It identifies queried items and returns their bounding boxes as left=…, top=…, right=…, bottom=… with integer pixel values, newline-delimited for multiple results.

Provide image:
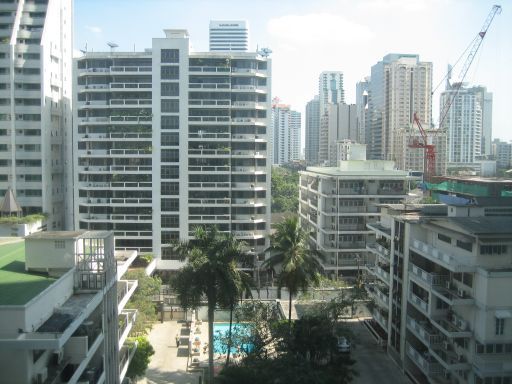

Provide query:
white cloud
left=85, top=25, right=102, bottom=34
left=267, top=13, right=374, bottom=47
left=357, top=0, right=429, bottom=12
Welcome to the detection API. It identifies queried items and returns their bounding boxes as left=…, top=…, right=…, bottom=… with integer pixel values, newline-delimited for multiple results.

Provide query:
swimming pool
left=213, top=322, right=253, bottom=354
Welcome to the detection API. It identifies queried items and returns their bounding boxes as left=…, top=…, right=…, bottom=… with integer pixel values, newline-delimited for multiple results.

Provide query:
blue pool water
left=213, top=322, right=253, bottom=354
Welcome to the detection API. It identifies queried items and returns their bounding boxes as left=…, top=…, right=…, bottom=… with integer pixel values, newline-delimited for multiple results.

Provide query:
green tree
left=262, top=216, right=323, bottom=325
left=124, top=269, right=161, bottom=335
left=271, top=166, right=299, bottom=213
left=172, top=226, right=253, bottom=384
left=126, top=336, right=155, bottom=379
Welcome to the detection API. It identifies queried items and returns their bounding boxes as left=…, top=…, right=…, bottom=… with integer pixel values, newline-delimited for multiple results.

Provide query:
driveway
left=348, top=321, right=410, bottom=384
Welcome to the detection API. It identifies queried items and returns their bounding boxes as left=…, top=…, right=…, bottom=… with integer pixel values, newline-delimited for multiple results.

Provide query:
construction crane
left=410, top=4, right=502, bottom=182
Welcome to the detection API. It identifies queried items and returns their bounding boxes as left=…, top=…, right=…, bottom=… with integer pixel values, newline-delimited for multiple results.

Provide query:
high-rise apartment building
left=305, top=96, right=320, bottom=166
left=299, top=158, right=411, bottom=279
left=73, top=29, right=271, bottom=269
left=441, top=84, right=493, bottom=166
left=492, top=139, right=512, bottom=169
left=209, top=20, right=249, bottom=52
left=271, top=98, right=300, bottom=165
left=356, top=77, right=370, bottom=145
left=366, top=54, right=432, bottom=167
left=0, top=0, right=72, bottom=230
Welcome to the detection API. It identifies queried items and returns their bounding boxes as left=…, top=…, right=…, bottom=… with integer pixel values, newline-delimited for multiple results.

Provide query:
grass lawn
left=0, top=240, right=56, bottom=305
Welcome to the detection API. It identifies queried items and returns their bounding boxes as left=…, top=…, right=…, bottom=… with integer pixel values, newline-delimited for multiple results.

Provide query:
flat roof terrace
left=0, top=240, right=57, bottom=306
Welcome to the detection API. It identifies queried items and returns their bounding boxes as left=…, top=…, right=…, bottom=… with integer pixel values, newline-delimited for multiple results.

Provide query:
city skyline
left=74, top=0, right=512, bottom=146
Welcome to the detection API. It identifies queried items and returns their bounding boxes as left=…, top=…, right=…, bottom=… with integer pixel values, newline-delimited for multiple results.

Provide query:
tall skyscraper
left=356, top=77, right=370, bottom=144
left=318, top=71, right=345, bottom=165
left=209, top=20, right=249, bottom=52
left=271, top=98, right=300, bottom=165
left=366, top=54, right=432, bottom=167
left=0, top=0, right=72, bottom=230
left=305, top=96, right=320, bottom=166
left=320, top=103, right=357, bottom=166
left=73, top=29, right=271, bottom=269
left=441, top=84, right=492, bottom=165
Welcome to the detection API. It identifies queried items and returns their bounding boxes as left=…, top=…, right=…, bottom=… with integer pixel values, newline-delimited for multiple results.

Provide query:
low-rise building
left=299, top=159, right=412, bottom=279
left=0, top=231, right=138, bottom=384
left=365, top=202, right=512, bottom=384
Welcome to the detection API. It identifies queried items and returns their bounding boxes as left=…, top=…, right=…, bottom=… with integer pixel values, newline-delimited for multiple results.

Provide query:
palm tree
left=262, top=216, right=323, bottom=326
left=172, top=226, right=253, bottom=383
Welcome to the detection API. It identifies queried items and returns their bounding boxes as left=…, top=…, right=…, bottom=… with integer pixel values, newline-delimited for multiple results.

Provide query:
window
left=481, top=245, right=507, bottom=255
left=161, top=215, right=179, bottom=228
left=161, top=198, right=179, bottom=211
left=496, top=318, right=504, bottom=335
left=161, top=49, right=179, bottom=63
left=456, top=239, right=473, bottom=252
left=438, top=233, right=451, bottom=243
left=161, top=165, right=179, bottom=179
left=161, top=132, right=179, bottom=146
left=161, top=115, right=179, bottom=130
left=161, top=182, right=179, bottom=195
left=161, top=149, right=179, bottom=162
left=54, top=240, right=65, bottom=249
left=161, top=65, right=179, bottom=80
left=161, top=99, right=179, bottom=113
left=161, top=82, right=179, bottom=96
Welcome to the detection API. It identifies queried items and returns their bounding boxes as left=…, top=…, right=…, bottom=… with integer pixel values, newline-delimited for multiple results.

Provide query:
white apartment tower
left=441, top=84, right=493, bottom=165
left=271, top=97, right=300, bottom=165
left=0, top=0, right=72, bottom=229
left=74, top=29, right=271, bottom=269
left=209, top=20, right=249, bottom=52
left=366, top=54, right=432, bottom=166
left=305, top=96, right=320, bottom=166
left=299, top=160, right=411, bottom=279
left=356, top=77, right=370, bottom=145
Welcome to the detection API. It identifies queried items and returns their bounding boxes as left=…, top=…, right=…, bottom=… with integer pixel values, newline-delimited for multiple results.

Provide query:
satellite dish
left=107, top=42, right=118, bottom=52
left=257, top=47, right=272, bottom=58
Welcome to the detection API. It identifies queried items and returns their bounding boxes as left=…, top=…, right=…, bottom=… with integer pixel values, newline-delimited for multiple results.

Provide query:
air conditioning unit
left=458, top=320, right=467, bottom=331
left=445, top=280, right=451, bottom=289
left=457, top=288, right=465, bottom=298
left=443, top=341, right=450, bottom=350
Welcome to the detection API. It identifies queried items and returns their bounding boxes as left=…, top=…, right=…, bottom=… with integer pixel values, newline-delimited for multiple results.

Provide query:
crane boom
left=439, top=4, right=502, bottom=128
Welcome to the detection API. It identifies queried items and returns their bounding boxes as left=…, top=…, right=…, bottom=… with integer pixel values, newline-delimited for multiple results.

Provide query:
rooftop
left=436, top=176, right=512, bottom=184
left=25, top=230, right=112, bottom=240
left=430, top=217, right=512, bottom=236
left=0, top=240, right=57, bottom=306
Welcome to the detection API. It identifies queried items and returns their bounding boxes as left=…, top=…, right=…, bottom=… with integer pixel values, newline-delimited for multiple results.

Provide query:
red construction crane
left=410, top=4, right=502, bottom=181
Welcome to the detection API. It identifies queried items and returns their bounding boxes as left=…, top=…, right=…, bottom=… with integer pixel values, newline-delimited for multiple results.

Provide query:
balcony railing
left=409, top=292, right=429, bottom=313
left=406, top=316, right=443, bottom=348
left=411, top=240, right=474, bottom=272
left=406, top=343, right=444, bottom=376
left=409, top=264, right=449, bottom=287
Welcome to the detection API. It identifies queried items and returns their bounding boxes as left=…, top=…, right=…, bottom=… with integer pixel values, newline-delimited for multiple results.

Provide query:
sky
left=74, top=0, right=512, bottom=147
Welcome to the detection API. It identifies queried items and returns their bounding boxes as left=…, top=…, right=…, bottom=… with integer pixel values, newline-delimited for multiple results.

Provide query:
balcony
left=188, top=214, right=231, bottom=222
left=372, top=308, right=389, bottom=331
left=110, top=82, right=152, bottom=90
left=189, top=66, right=230, bottom=73
left=188, top=148, right=230, bottom=156
left=188, top=198, right=231, bottom=205
left=110, top=99, right=152, bottom=107
left=188, top=165, right=230, bottom=173
left=431, top=284, right=475, bottom=306
left=110, top=65, right=152, bottom=74
left=409, top=264, right=449, bottom=288
left=406, top=316, right=443, bottom=348
left=411, top=240, right=474, bottom=272
left=409, top=291, right=429, bottom=314
left=366, top=222, right=392, bottom=238
left=189, top=99, right=230, bottom=107
left=117, top=279, right=138, bottom=312
left=406, top=343, right=444, bottom=376
left=430, top=345, right=471, bottom=371
left=431, top=313, right=472, bottom=338
left=189, top=83, right=230, bottom=90
left=231, top=117, right=266, bottom=125
left=188, top=116, right=230, bottom=123
left=189, top=181, right=230, bottom=189
left=374, top=264, right=391, bottom=284
left=366, top=242, right=390, bottom=261
left=119, top=340, right=138, bottom=383
left=118, top=309, right=137, bottom=348
left=366, top=284, right=389, bottom=308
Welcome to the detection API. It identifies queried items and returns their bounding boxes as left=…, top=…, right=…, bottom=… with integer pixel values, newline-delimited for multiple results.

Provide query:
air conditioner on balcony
left=443, top=341, right=450, bottom=350
left=458, top=320, right=467, bottom=330
left=445, top=280, right=451, bottom=289
left=52, top=349, right=63, bottom=364
left=457, top=288, right=465, bottom=298
left=35, top=368, right=48, bottom=384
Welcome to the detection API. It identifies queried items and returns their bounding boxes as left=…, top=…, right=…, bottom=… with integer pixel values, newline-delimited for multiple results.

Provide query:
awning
left=495, top=310, right=512, bottom=319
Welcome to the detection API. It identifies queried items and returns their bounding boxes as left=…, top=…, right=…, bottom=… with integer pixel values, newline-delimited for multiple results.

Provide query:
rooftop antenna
left=257, top=47, right=272, bottom=58
left=107, top=41, right=118, bottom=53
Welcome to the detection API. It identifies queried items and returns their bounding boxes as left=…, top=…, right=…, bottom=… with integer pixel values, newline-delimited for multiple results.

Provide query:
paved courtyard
left=137, top=320, right=205, bottom=384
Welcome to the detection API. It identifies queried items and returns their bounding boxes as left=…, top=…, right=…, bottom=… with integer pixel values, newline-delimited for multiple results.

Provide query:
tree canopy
left=271, top=166, right=299, bottom=213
